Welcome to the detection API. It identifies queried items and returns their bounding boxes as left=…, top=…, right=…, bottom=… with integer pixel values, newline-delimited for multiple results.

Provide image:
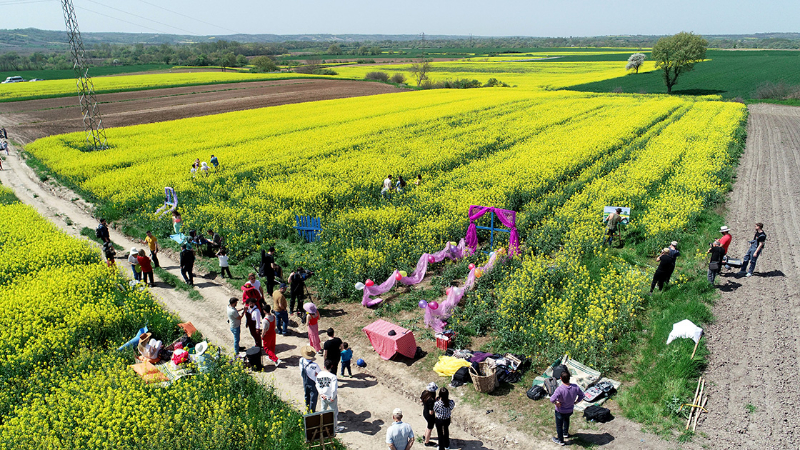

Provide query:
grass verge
left=154, top=267, right=204, bottom=301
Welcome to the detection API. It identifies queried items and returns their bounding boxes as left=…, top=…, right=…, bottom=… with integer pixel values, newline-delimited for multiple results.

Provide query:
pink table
left=362, top=319, right=417, bottom=360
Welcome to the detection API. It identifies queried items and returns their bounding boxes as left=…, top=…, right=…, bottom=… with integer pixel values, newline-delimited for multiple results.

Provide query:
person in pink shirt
left=550, top=370, right=585, bottom=446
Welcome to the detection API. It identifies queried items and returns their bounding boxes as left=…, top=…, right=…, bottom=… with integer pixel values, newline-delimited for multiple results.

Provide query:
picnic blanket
left=531, top=355, right=621, bottom=410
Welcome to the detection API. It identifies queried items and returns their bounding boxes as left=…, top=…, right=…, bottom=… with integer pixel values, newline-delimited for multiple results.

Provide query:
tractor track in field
left=698, top=103, right=800, bottom=449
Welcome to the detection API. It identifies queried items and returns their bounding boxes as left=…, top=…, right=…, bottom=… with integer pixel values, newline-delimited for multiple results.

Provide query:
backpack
left=543, top=377, right=558, bottom=396
left=95, top=224, right=104, bottom=238
left=452, top=367, right=471, bottom=384
left=552, top=364, right=568, bottom=381
left=583, top=405, right=614, bottom=423
left=527, top=385, right=546, bottom=400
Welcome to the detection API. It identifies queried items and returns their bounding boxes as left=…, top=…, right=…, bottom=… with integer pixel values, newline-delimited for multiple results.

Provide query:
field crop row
left=0, top=190, right=321, bottom=450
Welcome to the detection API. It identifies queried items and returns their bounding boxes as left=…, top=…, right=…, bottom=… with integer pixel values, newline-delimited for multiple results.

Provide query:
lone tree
left=625, top=53, right=646, bottom=73
left=251, top=55, right=277, bottom=73
left=652, top=32, right=707, bottom=94
left=409, top=61, right=432, bottom=87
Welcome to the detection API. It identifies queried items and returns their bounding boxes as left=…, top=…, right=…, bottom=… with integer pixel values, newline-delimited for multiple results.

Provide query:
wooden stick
left=693, top=393, right=709, bottom=432
left=687, top=376, right=703, bottom=430
left=691, top=379, right=706, bottom=432
left=691, top=335, right=703, bottom=359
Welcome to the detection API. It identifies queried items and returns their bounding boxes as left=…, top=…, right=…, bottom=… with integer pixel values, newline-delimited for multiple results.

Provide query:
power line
left=81, top=0, right=199, bottom=35
left=134, top=0, right=240, bottom=35
left=0, top=0, right=56, bottom=6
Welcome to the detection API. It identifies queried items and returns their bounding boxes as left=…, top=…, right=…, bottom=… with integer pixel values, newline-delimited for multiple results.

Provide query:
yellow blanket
left=433, top=356, right=472, bottom=377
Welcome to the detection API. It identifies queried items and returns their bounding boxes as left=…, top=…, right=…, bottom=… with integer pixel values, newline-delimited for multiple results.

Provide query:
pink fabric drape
left=424, top=250, right=505, bottom=333
left=361, top=240, right=468, bottom=307
left=464, top=205, right=519, bottom=257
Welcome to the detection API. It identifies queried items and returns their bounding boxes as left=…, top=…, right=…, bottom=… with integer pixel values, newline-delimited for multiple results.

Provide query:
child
left=103, top=241, right=116, bottom=267
left=200, top=162, right=210, bottom=176
left=340, top=342, right=353, bottom=377
left=217, top=248, right=232, bottom=278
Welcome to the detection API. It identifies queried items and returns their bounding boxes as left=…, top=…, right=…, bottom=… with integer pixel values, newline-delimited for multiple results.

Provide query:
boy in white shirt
left=316, top=359, right=344, bottom=433
left=217, top=249, right=232, bottom=278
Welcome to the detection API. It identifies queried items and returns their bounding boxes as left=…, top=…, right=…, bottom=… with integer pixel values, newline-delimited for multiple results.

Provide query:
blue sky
left=4, top=0, right=798, bottom=37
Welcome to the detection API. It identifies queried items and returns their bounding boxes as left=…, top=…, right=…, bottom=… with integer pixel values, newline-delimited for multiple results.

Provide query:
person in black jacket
left=650, top=248, right=675, bottom=293
left=96, top=218, right=110, bottom=244
left=180, top=244, right=195, bottom=286
left=707, top=240, right=726, bottom=284
left=288, top=267, right=313, bottom=317
left=260, top=246, right=278, bottom=296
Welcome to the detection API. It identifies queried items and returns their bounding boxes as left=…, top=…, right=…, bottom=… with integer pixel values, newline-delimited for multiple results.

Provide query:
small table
left=362, top=319, right=417, bottom=360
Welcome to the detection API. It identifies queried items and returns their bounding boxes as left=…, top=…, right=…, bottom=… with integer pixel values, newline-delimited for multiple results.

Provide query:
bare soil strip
left=699, top=104, right=800, bottom=448
left=0, top=79, right=405, bottom=144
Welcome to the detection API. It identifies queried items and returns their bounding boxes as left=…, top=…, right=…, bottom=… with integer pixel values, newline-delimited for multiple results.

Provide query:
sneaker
left=745, top=272, right=752, bottom=277
left=276, top=359, right=282, bottom=366
left=564, top=433, right=570, bottom=439
left=552, top=437, right=565, bottom=446
left=424, top=443, right=436, bottom=447
left=335, top=426, right=345, bottom=432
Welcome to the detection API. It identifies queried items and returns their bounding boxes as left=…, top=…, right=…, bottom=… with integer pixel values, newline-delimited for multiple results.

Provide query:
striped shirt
left=433, top=399, right=455, bottom=419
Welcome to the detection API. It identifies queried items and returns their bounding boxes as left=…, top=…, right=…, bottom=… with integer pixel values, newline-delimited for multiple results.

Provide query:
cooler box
left=435, top=332, right=456, bottom=351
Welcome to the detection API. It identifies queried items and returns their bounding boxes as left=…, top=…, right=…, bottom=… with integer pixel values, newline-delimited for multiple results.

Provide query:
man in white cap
left=128, top=247, right=141, bottom=282
left=719, top=226, right=732, bottom=254
left=386, top=407, right=414, bottom=450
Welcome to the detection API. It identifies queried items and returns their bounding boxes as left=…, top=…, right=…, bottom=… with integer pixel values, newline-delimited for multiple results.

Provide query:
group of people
left=381, top=174, right=422, bottom=198
left=190, top=155, right=219, bottom=178
left=0, top=139, right=8, bottom=170
left=707, top=223, right=766, bottom=283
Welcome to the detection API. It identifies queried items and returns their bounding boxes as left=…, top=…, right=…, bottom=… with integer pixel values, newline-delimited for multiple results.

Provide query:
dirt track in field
left=699, top=104, right=800, bottom=449
left=0, top=78, right=405, bottom=144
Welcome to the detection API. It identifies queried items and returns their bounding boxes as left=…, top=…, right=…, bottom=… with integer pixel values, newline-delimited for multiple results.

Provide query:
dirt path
left=0, top=79, right=406, bottom=144
left=699, top=103, right=800, bottom=448
left=0, top=143, right=696, bottom=449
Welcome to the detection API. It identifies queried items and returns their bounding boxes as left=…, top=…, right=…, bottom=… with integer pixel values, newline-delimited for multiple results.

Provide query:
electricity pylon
left=62, top=0, right=108, bottom=150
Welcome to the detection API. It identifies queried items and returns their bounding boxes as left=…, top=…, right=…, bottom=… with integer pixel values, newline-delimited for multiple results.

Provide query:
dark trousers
left=555, top=410, right=572, bottom=442
left=435, top=417, right=450, bottom=450
left=650, top=270, right=668, bottom=292
left=290, top=293, right=303, bottom=314
left=181, top=265, right=194, bottom=285
left=340, top=360, right=352, bottom=376
left=150, top=251, right=160, bottom=268
left=247, top=323, right=261, bottom=348
left=142, top=271, right=154, bottom=285
left=330, top=359, right=340, bottom=376
left=266, top=277, right=275, bottom=296
left=304, top=382, right=319, bottom=413
left=220, top=266, right=232, bottom=278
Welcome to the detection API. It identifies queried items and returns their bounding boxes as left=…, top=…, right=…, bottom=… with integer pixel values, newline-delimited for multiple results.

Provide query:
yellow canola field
left=0, top=200, right=316, bottom=450
left=0, top=71, right=318, bottom=101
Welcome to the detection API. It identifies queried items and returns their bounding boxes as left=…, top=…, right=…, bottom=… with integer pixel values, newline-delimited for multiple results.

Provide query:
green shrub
left=365, top=71, right=390, bottom=82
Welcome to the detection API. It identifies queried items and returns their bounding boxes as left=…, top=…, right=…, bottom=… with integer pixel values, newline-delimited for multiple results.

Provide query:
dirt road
left=700, top=103, right=800, bottom=449
left=0, top=78, right=405, bottom=144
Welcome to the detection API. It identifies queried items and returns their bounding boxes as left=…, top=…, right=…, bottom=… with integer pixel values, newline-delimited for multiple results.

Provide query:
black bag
left=452, top=367, right=471, bottom=384
left=709, top=261, right=721, bottom=271
left=527, top=385, right=546, bottom=400
left=543, top=377, right=558, bottom=396
left=595, top=381, right=616, bottom=396
left=552, top=364, right=568, bottom=381
left=95, top=224, right=104, bottom=238
left=583, top=405, right=614, bottom=423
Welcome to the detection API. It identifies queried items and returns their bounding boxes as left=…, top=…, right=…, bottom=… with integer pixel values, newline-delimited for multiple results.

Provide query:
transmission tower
left=62, top=0, right=108, bottom=150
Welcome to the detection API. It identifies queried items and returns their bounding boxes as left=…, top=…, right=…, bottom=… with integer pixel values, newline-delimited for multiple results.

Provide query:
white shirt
left=315, top=370, right=338, bottom=401
left=248, top=305, right=262, bottom=328
left=382, top=178, right=391, bottom=191
left=218, top=255, right=229, bottom=267
left=299, top=359, right=320, bottom=382
left=128, top=254, right=139, bottom=265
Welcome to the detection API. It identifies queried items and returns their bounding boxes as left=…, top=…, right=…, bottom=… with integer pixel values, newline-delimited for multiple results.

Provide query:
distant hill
left=1, top=28, right=799, bottom=53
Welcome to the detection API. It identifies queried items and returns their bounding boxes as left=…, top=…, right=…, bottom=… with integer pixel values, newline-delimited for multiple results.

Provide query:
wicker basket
left=469, top=362, right=497, bottom=393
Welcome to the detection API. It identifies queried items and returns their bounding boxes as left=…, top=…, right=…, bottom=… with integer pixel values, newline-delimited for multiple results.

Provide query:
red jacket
left=137, top=255, right=153, bottom=273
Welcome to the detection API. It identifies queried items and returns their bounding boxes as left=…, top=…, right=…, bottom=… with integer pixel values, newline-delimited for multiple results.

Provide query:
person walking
left=433, top=387, right=454, bottom=450
left=305, top=303, right=322, bottom=353
left=707, top=240, right=726, bottom=284
left=340, top=342, right=353, bottom=377
left=102, top=241, right=116, bottom=267
left=179, top=243, right=194, bottom=286
left=260, top=305, right=282, bottom=366
left=396, top=175, right=407, bottom=194
left=603, top=208, right=624, bottom=246
left=420, top=383, right=438, bottom=447
left=96, top=218, right=111, bottom=244
left=128, top=247, right=141, bottom=282
left=245, top=298, right=263, bottom=348
left=137, top=249, right=155, bottom=287
left=317, top=359, right=344, bottom=433
left=273, top=283, right=289, bottom=335
left=300, top=345, right=321, bottom=412
left=550, top=369, right=585, bottom=446
left=145, top=230, right=160, bottom=268
left=650, top=248, right=675, bottom=293
left=260, top=246, right=278, bottom=296
left=739, top=222, right=766, bottom=277
left=210, top=154, right=219, bottom=171
left=227, top=297, right=244, bottom=354
left=323, top=328, right=343, bottom=375
left=217, top=249, right=232, bottom=278
left=386, top=408, right=415, bottom=450
left=288, top=267, right=312, bottom=317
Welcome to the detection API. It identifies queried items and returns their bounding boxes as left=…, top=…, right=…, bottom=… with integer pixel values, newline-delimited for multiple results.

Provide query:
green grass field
left=567, top=49, right=800, bottom=99
left=0, top=64, right=173, bottom=82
